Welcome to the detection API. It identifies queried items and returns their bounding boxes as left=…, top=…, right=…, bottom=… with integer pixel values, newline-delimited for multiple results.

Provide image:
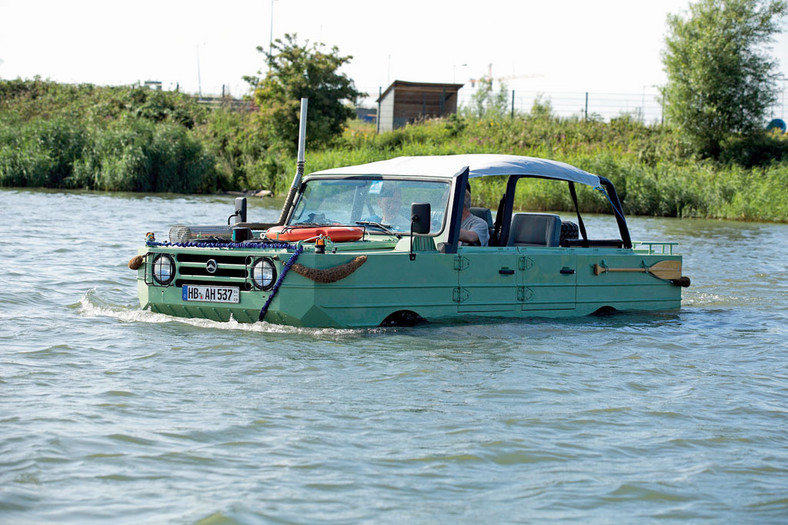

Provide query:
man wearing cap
left=459, top=190, right=489, bottom=246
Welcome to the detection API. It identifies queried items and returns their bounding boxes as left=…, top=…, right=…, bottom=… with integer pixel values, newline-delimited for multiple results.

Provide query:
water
left=1, top=189, right=786, bottom=524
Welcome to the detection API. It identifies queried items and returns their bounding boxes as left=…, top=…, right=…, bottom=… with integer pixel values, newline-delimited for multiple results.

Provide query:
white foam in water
left=683, top=291, right=761, bottom=308
left=77, top=288, right=381, bottom=337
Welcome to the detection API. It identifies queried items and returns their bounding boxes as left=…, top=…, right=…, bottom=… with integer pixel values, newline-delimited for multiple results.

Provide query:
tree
left=661, top=0, right=787, bottom=157
left=463, top=80, right=510, bottom=119
left=247, top=34, right=364, bottom=150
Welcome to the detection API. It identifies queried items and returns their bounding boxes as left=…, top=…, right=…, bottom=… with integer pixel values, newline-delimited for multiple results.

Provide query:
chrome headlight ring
left=151, top=253, right=175, bottom=286
left=250, top=257, right=276, bottom=291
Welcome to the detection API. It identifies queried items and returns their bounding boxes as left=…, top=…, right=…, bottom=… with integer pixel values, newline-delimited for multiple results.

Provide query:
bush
left=0, top=118, right=87, bottom=187
left=70, top=120, right=217, bottom=192
left=719, top=132, right=788, bottom=167
left=0, top=80, right=221, bottom=193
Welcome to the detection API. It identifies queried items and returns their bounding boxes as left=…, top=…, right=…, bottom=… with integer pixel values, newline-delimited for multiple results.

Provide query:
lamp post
left=453, top=63, right=467, bottom=84
left=268, top=0, right=278, bottom=70
left=196, top=45, right=202, bottom=98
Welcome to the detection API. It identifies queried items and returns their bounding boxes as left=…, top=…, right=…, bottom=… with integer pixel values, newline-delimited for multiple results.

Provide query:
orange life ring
left=265, top=225, right=364, bottom=243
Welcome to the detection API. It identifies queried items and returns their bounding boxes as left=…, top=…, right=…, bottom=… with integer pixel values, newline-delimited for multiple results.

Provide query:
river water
left=1, top=189, right=786, bottom=524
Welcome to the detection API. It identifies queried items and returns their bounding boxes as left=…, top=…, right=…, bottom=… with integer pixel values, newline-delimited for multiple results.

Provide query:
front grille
left=174, top=252, right=254, bottom=289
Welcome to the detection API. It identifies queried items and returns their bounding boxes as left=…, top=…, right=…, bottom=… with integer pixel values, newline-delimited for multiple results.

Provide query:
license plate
left=182, top=285, right=240, bottom=303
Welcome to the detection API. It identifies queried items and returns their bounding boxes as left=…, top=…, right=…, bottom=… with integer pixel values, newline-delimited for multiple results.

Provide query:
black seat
left=507, top=213, right=562, bottom=246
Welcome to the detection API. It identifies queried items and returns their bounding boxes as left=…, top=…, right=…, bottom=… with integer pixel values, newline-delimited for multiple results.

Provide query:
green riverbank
left=1, top=79, right=786, bottom=222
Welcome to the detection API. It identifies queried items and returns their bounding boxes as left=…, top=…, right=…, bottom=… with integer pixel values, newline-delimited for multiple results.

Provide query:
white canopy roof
left=310, top=154, right=601, bottom=187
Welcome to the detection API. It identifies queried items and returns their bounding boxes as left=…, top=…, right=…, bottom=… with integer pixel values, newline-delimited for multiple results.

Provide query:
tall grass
left=299, top=116, right=787, bottom=222
left=1, top=79, right=785, bottom=222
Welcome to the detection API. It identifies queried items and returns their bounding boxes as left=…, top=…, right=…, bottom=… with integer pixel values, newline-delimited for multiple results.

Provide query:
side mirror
left=234, top=197, right=247, bottom=224
left=410, top=203, right=431, bottom=234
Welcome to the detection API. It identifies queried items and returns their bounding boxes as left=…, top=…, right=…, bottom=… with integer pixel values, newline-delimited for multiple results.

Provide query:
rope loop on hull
left=291, top=256, right=368, bottom=283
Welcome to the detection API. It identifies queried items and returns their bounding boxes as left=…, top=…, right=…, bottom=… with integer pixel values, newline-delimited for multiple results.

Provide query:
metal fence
left=458, top=87, right=786, bottom=124
left=456, top=89, right=665, bottom=123
left=360, top=83, right=787, bottom=126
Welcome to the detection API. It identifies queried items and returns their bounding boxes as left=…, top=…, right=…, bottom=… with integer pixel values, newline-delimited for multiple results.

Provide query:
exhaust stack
left=277, top=98, right=308, bottom=225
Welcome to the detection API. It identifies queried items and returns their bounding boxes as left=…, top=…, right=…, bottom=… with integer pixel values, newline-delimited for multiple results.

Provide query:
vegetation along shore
left=1, top=78, right=785, bottom=223
left=1, top=2, right=787, bottom=222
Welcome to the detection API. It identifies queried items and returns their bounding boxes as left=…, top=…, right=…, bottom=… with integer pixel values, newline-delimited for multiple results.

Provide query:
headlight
left=250, top=257, right=276, bottom=291
left=151, top=253, right=175, bottom=285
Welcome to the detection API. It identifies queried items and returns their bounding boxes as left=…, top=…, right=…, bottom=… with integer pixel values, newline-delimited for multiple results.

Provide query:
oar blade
left=648, top=260, right=682, bottom=280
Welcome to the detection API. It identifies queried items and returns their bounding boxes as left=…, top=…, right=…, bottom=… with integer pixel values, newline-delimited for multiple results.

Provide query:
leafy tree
left=247, top=34, right=364, bottom=149
left=528, top=94, right=554, bottom=120
left=661, top=0, right=787, bottom=158
left=463, top=80, right=510, bottom=119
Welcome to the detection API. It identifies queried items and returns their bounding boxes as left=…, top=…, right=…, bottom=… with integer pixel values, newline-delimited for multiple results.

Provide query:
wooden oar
left=594, top=260, right=682, bottom=280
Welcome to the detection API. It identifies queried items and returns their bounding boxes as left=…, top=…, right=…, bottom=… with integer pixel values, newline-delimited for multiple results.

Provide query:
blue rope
left=258, top=244, right=304, bottom=322
left=595, top=186, right=628, bottom=224
left=146, top=240, right=295, bottom=250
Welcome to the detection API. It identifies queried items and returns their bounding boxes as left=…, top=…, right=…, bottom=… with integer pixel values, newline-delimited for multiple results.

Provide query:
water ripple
left=1, top=190, right=787, bottom=523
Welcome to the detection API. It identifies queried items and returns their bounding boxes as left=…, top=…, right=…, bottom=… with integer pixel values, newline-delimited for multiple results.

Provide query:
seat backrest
left=508, top=213, right=562, bottom=246
left=470, top=207, right=494, bottom=240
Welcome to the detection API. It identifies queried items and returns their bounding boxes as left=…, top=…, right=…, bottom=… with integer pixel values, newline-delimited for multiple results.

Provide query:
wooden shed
left=376, top=81, right=463, bottom=132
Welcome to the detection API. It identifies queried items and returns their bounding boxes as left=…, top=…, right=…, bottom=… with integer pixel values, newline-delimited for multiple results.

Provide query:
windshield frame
left=287, top=176, right=452, bottom=236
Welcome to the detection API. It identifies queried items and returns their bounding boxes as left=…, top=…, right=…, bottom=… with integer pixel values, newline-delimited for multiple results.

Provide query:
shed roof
left=376, top=81, right=465, bottom=103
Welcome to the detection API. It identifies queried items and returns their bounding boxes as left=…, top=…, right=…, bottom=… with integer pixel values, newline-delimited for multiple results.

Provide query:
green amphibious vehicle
left=132, top=153, right=690, bottom=328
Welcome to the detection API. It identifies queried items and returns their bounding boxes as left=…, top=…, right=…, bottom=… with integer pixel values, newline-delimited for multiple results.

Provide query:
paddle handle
left=593, top=263, right=687, bottom=286
left=594, top=264, right=646, bottom=275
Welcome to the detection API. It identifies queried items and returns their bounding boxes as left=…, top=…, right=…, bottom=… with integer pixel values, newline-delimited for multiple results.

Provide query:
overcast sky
left=1, top=0, right=787, bottom=108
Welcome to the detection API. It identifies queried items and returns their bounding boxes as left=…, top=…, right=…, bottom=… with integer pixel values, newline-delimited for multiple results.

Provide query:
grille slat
left=174, top=252, right=253, bottom=290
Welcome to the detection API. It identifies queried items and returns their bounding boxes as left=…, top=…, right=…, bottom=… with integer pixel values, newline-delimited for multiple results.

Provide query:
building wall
left=378, top=90, right=396, bottom=133
left=378, top=82, right=462, bottom=132
left=394, top=90, right=457, bottom=122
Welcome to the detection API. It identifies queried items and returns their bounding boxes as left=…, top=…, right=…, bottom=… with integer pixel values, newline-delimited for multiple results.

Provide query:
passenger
left=459, top=190, right=490, bottom=246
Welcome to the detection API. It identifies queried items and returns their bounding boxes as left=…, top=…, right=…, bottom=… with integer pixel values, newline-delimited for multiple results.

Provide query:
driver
left=375, top=186, right=410, bottom=231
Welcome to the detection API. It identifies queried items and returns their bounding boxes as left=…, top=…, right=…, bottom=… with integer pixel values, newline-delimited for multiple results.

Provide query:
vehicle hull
left=137, top=244, right=683, bottom=328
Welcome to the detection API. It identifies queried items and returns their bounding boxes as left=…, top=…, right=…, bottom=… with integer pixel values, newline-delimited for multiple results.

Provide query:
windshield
left=289, top=178, right=450, bottom=234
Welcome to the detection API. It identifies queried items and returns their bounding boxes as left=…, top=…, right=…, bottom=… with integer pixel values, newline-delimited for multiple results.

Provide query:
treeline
left=1, top=79, right=786, bottom=222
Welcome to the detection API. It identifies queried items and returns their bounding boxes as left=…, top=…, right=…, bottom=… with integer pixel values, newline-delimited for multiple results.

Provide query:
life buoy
left=265, top=225, right=364, bottom=243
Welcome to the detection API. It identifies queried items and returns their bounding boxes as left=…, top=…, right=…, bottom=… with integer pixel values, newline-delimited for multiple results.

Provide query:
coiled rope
left=146, top=240, right=296, bottom=250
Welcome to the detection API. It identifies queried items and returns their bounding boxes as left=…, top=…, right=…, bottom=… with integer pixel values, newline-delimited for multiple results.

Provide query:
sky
left=1, top=0, right=787, bottom=111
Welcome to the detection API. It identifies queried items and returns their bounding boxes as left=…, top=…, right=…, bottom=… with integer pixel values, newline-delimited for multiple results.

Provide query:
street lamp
left=196, top=45, right=202, bottom=97
left=196, top=43, right=208, bottom=97
left=453, top=63, right=467, bottom=83
left=269, top=0, right=278, bottom=70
